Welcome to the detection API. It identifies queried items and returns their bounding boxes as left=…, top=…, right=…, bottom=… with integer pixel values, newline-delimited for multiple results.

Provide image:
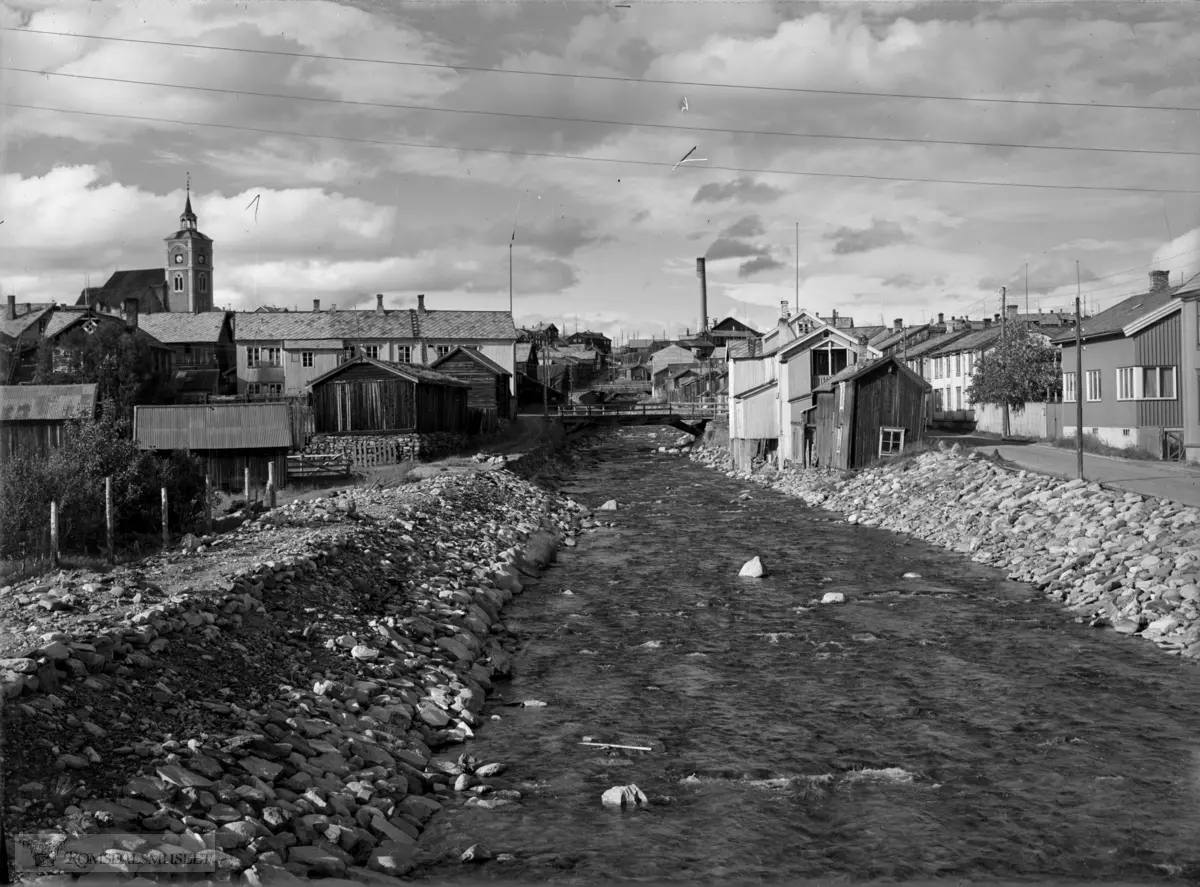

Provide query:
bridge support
left=667, top=418, right=708, bottom=436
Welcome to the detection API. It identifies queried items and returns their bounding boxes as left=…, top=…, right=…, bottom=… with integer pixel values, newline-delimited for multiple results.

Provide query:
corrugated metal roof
left=0, top=384, right=98, bottom=423
left=431, top=346, right=511, bottom=377
left=138, top=311, right=229, bottom=345
left=135, top=403, right=293, bottom=450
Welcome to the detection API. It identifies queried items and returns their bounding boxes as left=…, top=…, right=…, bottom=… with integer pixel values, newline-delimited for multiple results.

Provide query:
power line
left=7, top=102, right=1199, bottom=195
left=7, top=66, right=1197, bottom=159
left=5, top=25, right=1199, bottom=114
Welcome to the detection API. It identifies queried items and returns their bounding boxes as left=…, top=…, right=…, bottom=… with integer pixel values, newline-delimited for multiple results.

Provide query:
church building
left=77, top=180, right=214, bottom=315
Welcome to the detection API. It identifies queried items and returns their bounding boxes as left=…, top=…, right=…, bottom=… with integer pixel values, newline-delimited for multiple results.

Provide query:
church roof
left=164, top=229, right=212, bottom=242
left=78, top=269, right=168, bottom=313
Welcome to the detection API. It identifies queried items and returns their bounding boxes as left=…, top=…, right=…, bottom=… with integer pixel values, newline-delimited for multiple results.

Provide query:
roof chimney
left=994, top=312, right=1001, bottom=323
left=376, top=293, right=384, bottom=314
left=313, top=299, right=320, bottom=312
left=123, top=297, right=139, bottom=331
left=937, top=312, right=944, bottom=325
left=6, top=294, right=15, bottom=322
left=1150, top=270, right=1171, bottom=292
left=780, top=300, right=791, bottom=320
left=855, top=334, right=870, bottom=365
left=983, top=317, right=992, bottom=327
left=417, top=294, right=426, bottom=315
left=893, top=317, right=903, bottom=332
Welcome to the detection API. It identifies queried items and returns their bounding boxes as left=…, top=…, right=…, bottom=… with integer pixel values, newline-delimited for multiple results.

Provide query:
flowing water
left=416, top=428, right=1200, bottom=884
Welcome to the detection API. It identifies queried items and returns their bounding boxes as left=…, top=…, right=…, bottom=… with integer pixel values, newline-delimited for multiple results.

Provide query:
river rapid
left=415, top=427, right=1200, bottom=884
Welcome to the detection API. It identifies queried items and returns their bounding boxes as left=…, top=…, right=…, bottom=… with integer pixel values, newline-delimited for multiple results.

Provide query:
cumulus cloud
left=825, top=218, right=912, bottom=255
left=721, top=215, right=766, bottom=239
left=692, top=177, right=786, bottom=205
left=706, top=238, right=765, bottom=261
left=739, top=255, right=785, bottom=278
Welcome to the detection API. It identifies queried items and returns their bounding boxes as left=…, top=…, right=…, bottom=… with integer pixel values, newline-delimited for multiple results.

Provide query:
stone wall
left=305, top=432, right=470, bottom=466
left=690, top=441, right=1200, bottom=660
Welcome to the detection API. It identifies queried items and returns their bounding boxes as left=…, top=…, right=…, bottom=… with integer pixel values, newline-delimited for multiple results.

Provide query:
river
left=415, top=427, right=1200, bottom=884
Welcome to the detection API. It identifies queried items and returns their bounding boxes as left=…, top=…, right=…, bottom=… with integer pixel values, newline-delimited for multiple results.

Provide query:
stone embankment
left=1, top=439, right=593, bottom=882
left=689, top=442, right=1200, bottom=660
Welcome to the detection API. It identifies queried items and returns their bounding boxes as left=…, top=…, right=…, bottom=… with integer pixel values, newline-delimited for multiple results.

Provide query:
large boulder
left=601, top=784, right=649, bottom=810
left=739, top=557, right=765, bottom=578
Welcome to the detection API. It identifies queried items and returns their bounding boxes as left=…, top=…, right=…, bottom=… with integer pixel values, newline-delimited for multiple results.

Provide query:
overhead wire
left=4, top=25, right=1199, bottom=113
left=5, top=67, right=1197, bottom=159
left=6, top=103, right=1199, bottom=195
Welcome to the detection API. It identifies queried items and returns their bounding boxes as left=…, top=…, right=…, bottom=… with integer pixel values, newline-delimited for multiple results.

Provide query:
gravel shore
left=689, top=442, right=1200, bottom=660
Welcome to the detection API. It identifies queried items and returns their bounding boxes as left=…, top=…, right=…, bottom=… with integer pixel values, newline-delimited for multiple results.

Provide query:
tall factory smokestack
left=696, top=258, right=708, bottom=333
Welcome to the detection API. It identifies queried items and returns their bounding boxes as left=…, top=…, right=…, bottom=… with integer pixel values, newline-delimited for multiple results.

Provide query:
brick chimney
left=313, top=299, right=320, bottom=312
left=936, top=312, right=944, bottom=326
left=376, top=293, right=384, bottom=314
left=123, top=297, right=139, bottom=330
left=6, top=294, right=15, bottom=321
left=780, top=300, right=790, bottom=320
left=983, top=317, right=992, bottom=327
left=994, top=312, right=1001, bottom=323
left=855, top=334, right=870, bottom=365
left=1150, top=270, right=1171, bottom=292
left=417, top=294, right=426, bottom=315
left=893, top=317, right=903, bottom=332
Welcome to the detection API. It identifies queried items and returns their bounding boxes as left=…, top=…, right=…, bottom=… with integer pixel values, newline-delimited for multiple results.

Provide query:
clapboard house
left=0, top=383, right=98, bottom=462
left=803, top=355, right=931, bottom=470
left=133, top=402, right=294, bottom=491
left=430, top=346, right=513, bottom=432
left=308, top=356, right=469, bottom=434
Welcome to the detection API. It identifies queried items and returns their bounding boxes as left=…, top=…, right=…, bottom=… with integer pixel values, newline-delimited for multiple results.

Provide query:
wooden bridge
left=556, top=401, right=726, bottom=435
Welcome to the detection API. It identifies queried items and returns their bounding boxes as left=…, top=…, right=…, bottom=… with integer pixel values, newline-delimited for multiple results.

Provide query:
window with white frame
left=1063, top=372, right=1077, bottom=403
left=1142, top=366, right=1175, bottom=400
left=933, top=357, right=942, bottom=380
left=247, top=382, right=283, bottom=397
left=363, top=345, right=380, bottom=359
left=435, top=345, right=452, bottom=359
left=247, top=347, right=281, bottom=368
left=954, top=353, right=961, bottom=376
left=1117, top=367, right=1136, bottom=400
left=1085, top=370, right=1102, bottom=402
left=879, top=427, right=906, bottom=457
left=302, top=352, right=314, bottom=368
left=395, top=345, right=412, bottom=363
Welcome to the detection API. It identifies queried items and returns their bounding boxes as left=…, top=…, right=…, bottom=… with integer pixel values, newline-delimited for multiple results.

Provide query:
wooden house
left=308, top=356, right=468, bottom=434
left=431, top=345, right=514, bottom=431
left=802, top=356, right=931, bottom=470
left=133, top=402, right=294, bottom=490
left=0, top=383, right=98, bottom=461
left=139, top=311, right=237, bottom=399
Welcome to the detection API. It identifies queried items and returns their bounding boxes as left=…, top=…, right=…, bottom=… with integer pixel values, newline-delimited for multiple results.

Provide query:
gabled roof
left=734, top=378, right=778, bottom=400
left=902, top=328, right=974, bottom=358
left=515, top=342, right=535, bottom=363
left=234, top=310, right=417, bottom=341
left=777, top=321, right=883, bottom=362
left=872, top=323, right=931, bottom=353
left=1051, top=272, right=1199, bottom=344
left=0, top=383, right=98, bottom=423
left=670, top=366, right=698, bottom=380
left=430, top=345, right=511, bottom=377
left=138, top=311, right=230, bottom=345
left=418, top=310, right=518, bottom=340
left=928, top=327, right=1002, bottom=356
left=0, top=306, right=52, bottom=341
left=38, top=309, right=171, bottom=349
left=815, top=355, right=933, bottom=393
left=845, top=325, right=888, bottom=342
left=77, top=269, right=168, bottom=313
left=135, top=403, right=291, bottom=450
left=711, top=316, right=762, bottom=335
left=306, top=355, right=470, bottom=389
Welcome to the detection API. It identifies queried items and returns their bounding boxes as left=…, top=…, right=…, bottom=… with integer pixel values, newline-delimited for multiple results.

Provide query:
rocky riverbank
left=1, top=441, right=596, bottom=883
left=689, top=442, right=1200, bottom=660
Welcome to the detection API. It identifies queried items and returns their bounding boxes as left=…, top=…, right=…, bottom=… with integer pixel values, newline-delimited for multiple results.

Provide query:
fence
left=973, top=402, right=1055, bottom=439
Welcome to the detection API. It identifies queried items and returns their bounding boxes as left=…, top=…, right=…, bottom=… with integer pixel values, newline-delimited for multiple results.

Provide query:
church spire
left=181, top=172, right=197, bottom=230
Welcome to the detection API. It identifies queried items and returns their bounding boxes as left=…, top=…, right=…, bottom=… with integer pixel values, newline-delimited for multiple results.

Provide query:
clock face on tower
left=174, top=253, right=184, bottom=264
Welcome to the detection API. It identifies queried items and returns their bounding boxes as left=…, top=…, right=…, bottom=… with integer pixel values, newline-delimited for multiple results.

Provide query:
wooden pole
left=50, top=500, right=59, bottom=567
left=204, top=474, right=212, bottom=535
left=267, top=462, right=276, bottom=508
left=1076, top=262, right=1084, bottom=481
left=1000, top=286, right=1010, bottom=440
left=161, top=487, right=169, bottom=550
left=244, top=466, right=251, bottom=503
left=105, top=476, right=114, bottom=565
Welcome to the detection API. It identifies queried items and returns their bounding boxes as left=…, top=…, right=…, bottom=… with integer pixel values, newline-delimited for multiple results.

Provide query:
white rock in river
left=821, top=592, right=845, bottom=604
left=739, top=556, right=765, bottom=578
left=601, top=784, right=649, bottom=809
left=902, top=572, right=922, bottom=579
left=598, top=500, right=619, bottom=511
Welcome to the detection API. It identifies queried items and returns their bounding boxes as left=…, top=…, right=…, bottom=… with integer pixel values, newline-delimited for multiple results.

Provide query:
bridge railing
left=556, top=402, right=728, bottom=419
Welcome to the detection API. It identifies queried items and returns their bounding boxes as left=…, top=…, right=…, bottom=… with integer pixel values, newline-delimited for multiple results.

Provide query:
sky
left=1, top=0, right=1198, bottom=341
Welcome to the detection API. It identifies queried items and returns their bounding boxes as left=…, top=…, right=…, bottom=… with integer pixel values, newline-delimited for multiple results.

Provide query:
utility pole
left=1000, top=286, right=1009, bottom=439
left=1075, top=261, right=1084, bottom=480
left=1025, top=263, right=1029, bottom=315
left=795, top=222, right=799, bottom=316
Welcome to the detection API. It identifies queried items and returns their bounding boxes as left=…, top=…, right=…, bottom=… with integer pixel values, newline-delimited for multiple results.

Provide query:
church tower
left=163, top=175, right=214, bottom=313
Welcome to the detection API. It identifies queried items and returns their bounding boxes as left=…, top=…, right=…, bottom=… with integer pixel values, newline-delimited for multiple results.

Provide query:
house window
left=932, top=358, right=941, bottom=380
left=1117, top=367, right=1136, bottom=400
left=247, top=347, right=281, bottom=368
left=302, top=352, right=314, bottom=368
left=1063, top=372, right=1077, bottom=403
left=955, top=387, right=962, bottom=410
left=435, top=345, right=452, bottom=358
left=396, top=345, right=412, bottom=363
left=879, top=427, right=906, bottom=458
left=249, top=382, right=283, bottom=397
left=954, top=354, right=961, bottom=376
left=342, top=345, right=357, bottom=363
left=1085, top=370, right=1102, bottom=402
left=173, top=273, right=184, bottom=292
left=198, top=273, right=208, bottom=294
left=1142, top=366, right=1175, bottom=400
left=363, top=345, right=380, bottom=359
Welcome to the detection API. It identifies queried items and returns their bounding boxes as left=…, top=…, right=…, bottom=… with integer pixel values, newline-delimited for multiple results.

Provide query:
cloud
left=706, top=237, right=765, bottom=261
left=720, top=215, right=765, bottom=239
left=508, top=216, right=617, bottom=258
left=825, top=218, right=912, bottom=255
left=739, top=255, right=785, bottom=278
left=692, top=177, right=786, bottom=205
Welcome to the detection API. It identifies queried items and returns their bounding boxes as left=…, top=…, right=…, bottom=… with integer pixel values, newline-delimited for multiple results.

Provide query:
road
left=937, top=435, right=1200, bottom=508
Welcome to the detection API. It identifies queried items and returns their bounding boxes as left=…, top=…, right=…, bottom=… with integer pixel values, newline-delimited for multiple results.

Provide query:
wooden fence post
left=161, top=487, right=169, bottom=550
left=267, top=462, right=276, bottom=508
left=105, top=476, right=114, bottom=565
left=205, top=474, right=213, bottom=535
left=50, top=500, right=59, bottom=567
left=244, top=467, right=251, bottom=504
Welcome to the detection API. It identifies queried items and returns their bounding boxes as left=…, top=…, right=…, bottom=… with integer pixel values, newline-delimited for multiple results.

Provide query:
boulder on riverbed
left=739, top=556, right=766, bottom=578
left=601, top=784, right=649, bottom=809
left=598, top=499, right=619, bottom=511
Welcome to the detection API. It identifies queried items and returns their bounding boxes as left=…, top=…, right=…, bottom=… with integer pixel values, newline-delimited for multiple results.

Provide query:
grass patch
left=1047, top=433, right=1158, bottom=461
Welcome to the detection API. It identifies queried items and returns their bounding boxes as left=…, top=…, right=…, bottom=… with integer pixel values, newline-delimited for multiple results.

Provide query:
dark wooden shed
left=803, top=355, right=931, bottom=470
left=0, top=383, right=98, bottom=461
left=133, top=402, right=294, bottom=491
left=430, top=346, right=512, bottom=433
left=308, top=356, right=469, bottom=434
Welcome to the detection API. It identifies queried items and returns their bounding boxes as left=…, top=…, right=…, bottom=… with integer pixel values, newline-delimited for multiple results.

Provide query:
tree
left=32, top=323, right=173, bottom=412
left=966, top=316, right=1061, bottom=412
